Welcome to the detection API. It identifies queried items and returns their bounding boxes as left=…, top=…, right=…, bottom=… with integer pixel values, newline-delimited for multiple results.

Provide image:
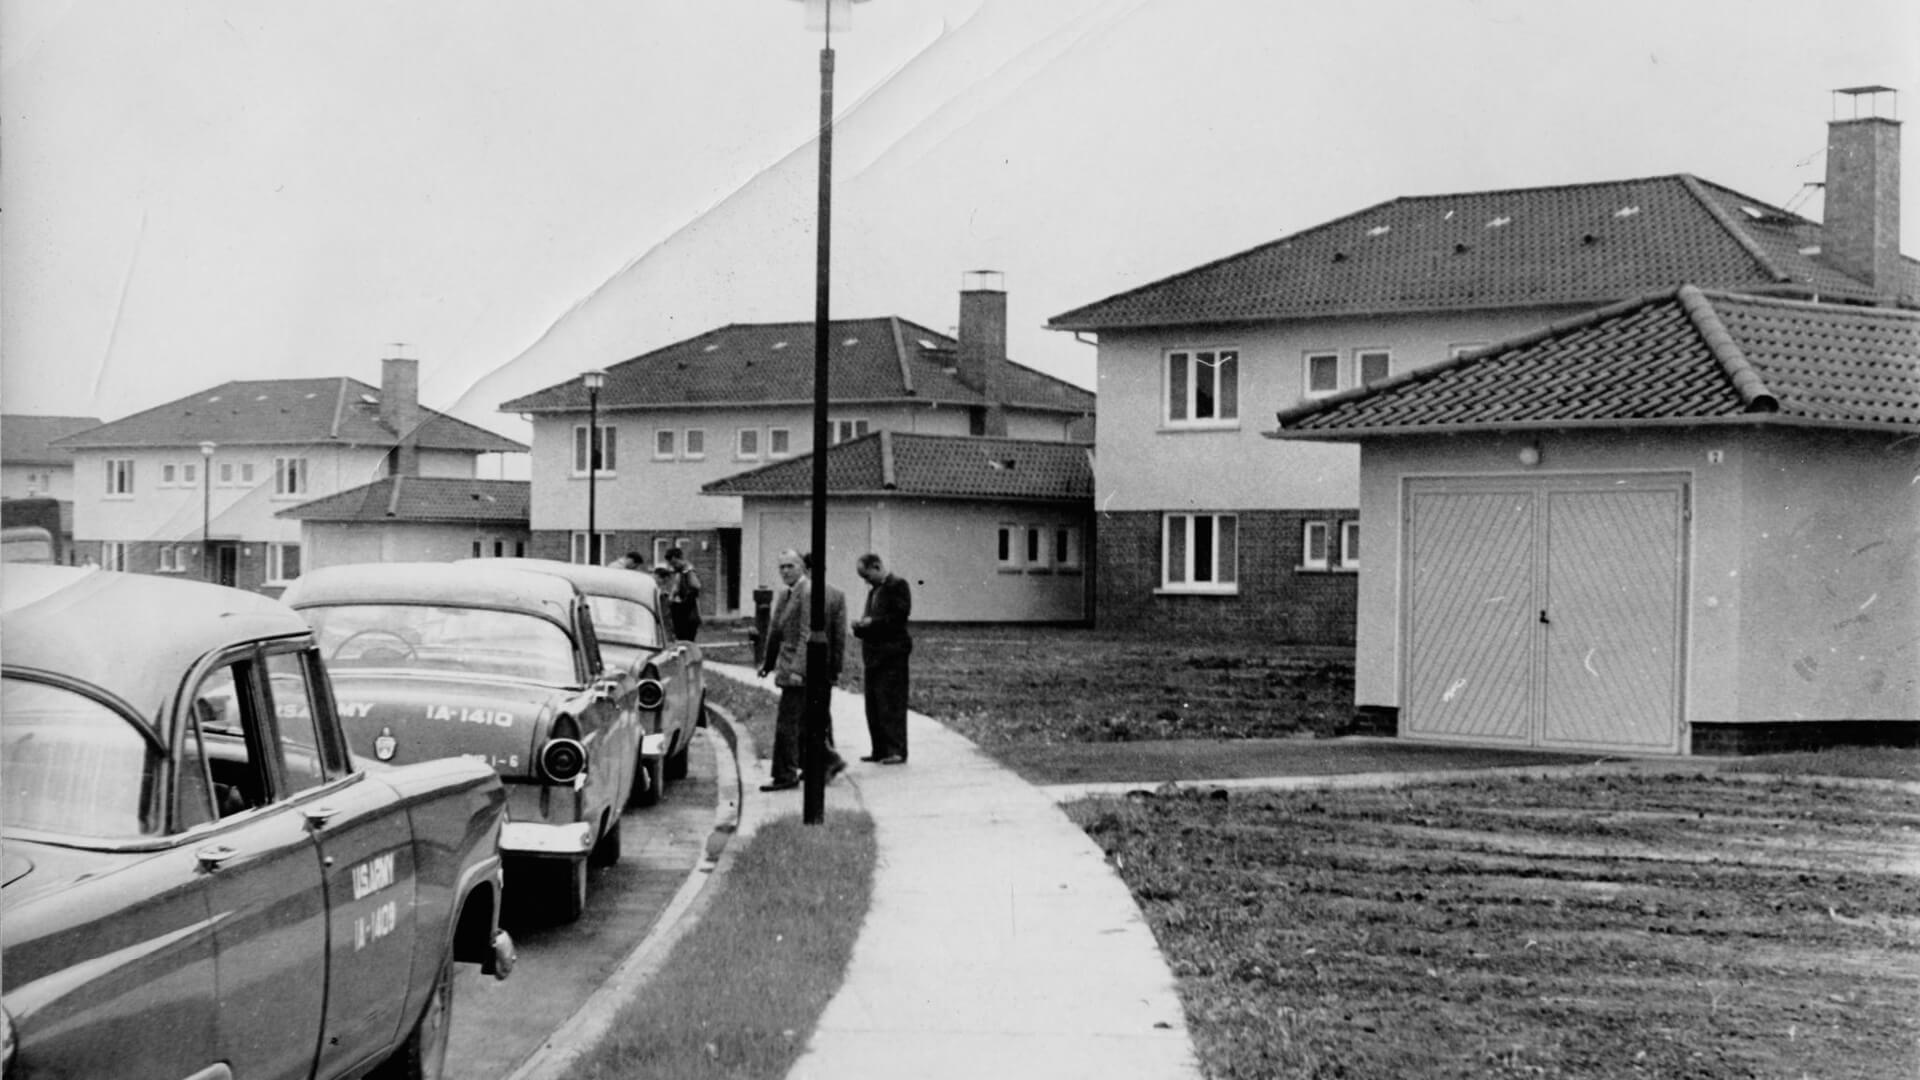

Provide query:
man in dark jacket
left=663, top=546, right=703, bottom=641
left=852, top=552, right=912, bottom=764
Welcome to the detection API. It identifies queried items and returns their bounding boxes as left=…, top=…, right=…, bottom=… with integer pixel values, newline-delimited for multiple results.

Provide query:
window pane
left=3, top=678, right=162, bottom=837
left=656, top=430, right=675, bottom=457
left=575, top=426, right=589, bottom=471
left=1167, top=353, right=1188, bottom=421
left=1360, top=351, right=1390, bottom=386
left=1308, top=354, right=1339, bottom=392
left=1193, top=515, right=1215, bottom=583
left=1167, top=515, right=1188, bottom=584
left=770, top=429, right=790, bottom=455
left=1026, top=527, right=1043, bottom=564
left=603, top=428, right=617, bottom=471
left=1218, top=516, right=1238, bottom=583
left=1342, top=521, right=1360, bottom=567
left=686, top=429, right=705, bottom=456
left=305, top=604, right=578, bottom=685
left=740, top=429, right=759, bottom=456
left=1305, top=521, right=1328, bottom=565
left=1194, top=352, right=1215, bottom=419
left=1218, top=351, right=1238, bottom=418
left=265, top=652, right=328, bottom=794
left=163, top=464, right=177, bottom=484
left=997, top=527, right=1012, bottom=563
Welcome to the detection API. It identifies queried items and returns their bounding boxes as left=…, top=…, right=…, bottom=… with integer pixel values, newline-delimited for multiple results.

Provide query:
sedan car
left=281, top=562, right=640, bottom=923
left=1, top=565, right=513, bottom=1080
left=465, top=558, right=706, bottom=807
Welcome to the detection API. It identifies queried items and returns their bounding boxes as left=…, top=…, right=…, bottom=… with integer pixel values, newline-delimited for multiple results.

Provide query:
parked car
left=281, top=562, right=640, bottom=923
left=1, top=565, right=513, bottom=1080
left=465, top=558, right=706, bottom=807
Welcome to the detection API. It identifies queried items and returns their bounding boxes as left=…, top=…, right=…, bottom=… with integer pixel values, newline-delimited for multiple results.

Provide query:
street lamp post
left=584, top=370, right=607, bottom=565
left=793, top=0, right=865, bottom=825
left=199, top=441, right=216, bottom=581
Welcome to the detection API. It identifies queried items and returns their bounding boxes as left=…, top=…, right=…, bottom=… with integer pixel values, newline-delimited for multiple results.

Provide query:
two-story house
left=500, top=272, right=1096, bottom=616
left=1047, top=87, right=1918, bottom=644
left=54, top=357, right=525, bottom=593
left=1, top=414, right=101, bottom=560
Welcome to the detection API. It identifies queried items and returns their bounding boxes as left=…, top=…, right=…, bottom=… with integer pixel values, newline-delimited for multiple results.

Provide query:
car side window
left=577, top=604, right=604, bottom=681
left=191, top=662, right=268, bottom=818
left=1, top=676, right=162, bottom=838
left=264, top=650, right=331, bottom=794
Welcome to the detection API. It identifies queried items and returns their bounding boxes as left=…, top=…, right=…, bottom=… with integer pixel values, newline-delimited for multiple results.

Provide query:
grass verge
left=1068, top=773, right=1920, bottom=1079
left=575, top=809, right=877, bottom=1080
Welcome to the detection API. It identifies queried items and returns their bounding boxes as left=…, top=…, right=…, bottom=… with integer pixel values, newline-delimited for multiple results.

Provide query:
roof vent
left=1486, top=216, right=1512, bottom=228
left=1332, top=251, right=1349, bottom=262
left=1453, top=241, right=1471, bottom=255
left=361, top=394, right=379, bottom=405
left=843, top=337, right=859, bottom=346
left=1581, top=233, right=1599, bottom=245
left=1613, top=205, right=1641, bottom=218
left=772, top=341, right=788, bottom=350
left=703, top=344, right=720, bottom=353
left=1367, top=225, right=1391, bottom=236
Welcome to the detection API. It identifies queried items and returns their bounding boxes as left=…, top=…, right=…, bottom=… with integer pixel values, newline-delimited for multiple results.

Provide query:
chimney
left=957, top=270, right=1008, bottom=437
left=1823, top=86, right=1902, bottom=297
left=381, top=355, right=422, bottom=477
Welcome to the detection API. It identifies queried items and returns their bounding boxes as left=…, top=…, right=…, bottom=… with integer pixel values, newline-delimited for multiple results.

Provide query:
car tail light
left=636, top=662, right=665, bottom=710
left=540, top=737, right=588, bottom=783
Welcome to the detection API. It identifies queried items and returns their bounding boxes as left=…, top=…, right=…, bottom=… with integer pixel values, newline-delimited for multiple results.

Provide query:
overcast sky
left=3, top=0, right=1914, bottom=447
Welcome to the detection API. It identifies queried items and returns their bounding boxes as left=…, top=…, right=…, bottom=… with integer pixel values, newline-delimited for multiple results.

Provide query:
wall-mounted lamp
left=1517, top=444, right=1541, bottom=467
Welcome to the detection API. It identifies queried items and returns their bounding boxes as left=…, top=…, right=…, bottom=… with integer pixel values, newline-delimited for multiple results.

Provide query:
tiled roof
left=701, top=431, right=1094, bottom=503
left=1272, top=286, right=1920, bottom=437
left=1050, top=175, right=1919, bottom=331
left=51, top=379, right=525, bottom=453
left=2, top=415, right=102, bottom=463
left=500, top=317, right=1095, bottom=415
left=275, top=477, right=531, bottom=524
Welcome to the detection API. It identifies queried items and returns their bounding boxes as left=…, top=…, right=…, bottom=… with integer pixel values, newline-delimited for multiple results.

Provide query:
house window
left=105, top=459, right=134, bottom=496
left=996, top=525, right=1020, bottom=570
left=101, top=541, right=129, bottom=572
left=241, top=463, right=256, bottom=485
left=219, top=462, right=236, bottom=486
left=266, top=543, right=301, bottom=583
left=573, top=425, right=617, bottom=475
left=653, top=538, right=671, bottom=566
left=1053, top=526, right=1083, bottom=570
left=182, top=462, right=198, bottom=485
left=472, top=540, right=483, bottom=558
left=831, top=419, right=869, bottom=445
left=162, top=463, right=178, bottom=486
left=158, top=546, right=180, bottom=572
left=1358, top=350, right=1391, bottom=387
left=571, top=532, right=614, bottom=565
left=737, top=428, right=761, bottom=459
left=273, top=457, right=309, bottom=497
left=768, top=428, right=792, bottom=457
left=1025, top=526, right=1050, bottom=573
left=1340, top=520, right=1360, bottom=570
left=1166, top=349, right=1239, bottom=425
left=1304, top=352, right=1341, bottom=397
left=684, top=429, right=706, bottom=460
left=1164, top=513, right=1237, bottom=591
left=654, top=429, right=676, bottom=460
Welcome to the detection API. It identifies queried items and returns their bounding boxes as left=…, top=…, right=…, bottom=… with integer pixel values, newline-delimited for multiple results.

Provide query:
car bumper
left=500, top=821, right=595, bottom=857
left=641, top=731, right=667, bottom=757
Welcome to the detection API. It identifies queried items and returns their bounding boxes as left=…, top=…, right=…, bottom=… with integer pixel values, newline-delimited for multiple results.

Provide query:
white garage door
left=1403, top=474, right=1687, bottom=753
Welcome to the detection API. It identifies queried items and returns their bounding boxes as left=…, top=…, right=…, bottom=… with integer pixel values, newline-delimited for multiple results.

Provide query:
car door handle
left=303, top=805, right=340, bottom=827
left=195, top=844, right=241, bottom=870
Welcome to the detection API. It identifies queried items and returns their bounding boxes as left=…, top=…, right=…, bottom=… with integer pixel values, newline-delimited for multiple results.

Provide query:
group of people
left=756, top=549, right=912, bottom=793
left=612, top=547, right=702, bottom=641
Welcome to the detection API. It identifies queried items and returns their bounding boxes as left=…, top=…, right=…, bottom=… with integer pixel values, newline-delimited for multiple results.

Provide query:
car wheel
left=589, top=817, right=622, bottom=867
left=553, top=857, right=589, bottom=924
left=369, top=948, right=453, bottom=1079
left=635, top=753, right=665, bottom=808
left=664, top=733, right=690, bottom=781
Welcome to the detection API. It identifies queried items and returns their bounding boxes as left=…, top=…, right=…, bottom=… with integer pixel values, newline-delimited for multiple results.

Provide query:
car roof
left=280, top=561, right=583, bottom=625
left=2, top=566, right=311, bottom=720
left=459, top=557, right=662, bottom=609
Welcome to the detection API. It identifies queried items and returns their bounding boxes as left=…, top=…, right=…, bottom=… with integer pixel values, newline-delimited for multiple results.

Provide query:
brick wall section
left=1094, top=509, right=1358, bottom=645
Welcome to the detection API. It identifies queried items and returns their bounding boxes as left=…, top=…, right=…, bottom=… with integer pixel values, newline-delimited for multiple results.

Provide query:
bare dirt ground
left=1069, top=771, right=1920, bottom=1079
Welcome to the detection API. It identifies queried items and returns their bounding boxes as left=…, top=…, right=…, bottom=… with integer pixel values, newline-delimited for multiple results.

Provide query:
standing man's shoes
left=827, top=759, right=848, bottom=782
left=858, top=754, right=882, bottom=763
left=759, top=778, right=800, bottom=792
left=877, top=755, right=906, bottom=765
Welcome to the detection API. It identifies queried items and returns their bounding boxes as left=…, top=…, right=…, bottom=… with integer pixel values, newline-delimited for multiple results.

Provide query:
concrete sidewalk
left=714, top=664, right=1202, bottom=1080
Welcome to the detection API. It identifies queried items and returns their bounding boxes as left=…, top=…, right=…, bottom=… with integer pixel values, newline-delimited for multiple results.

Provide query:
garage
left=1401, top=473, right=1688, bottom=754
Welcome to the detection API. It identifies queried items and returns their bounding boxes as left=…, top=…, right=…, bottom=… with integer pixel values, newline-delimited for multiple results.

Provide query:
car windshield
left=584, top=594, right=662, bottom=649
left=2, top=677, right=160, bottom=838
left=304, top=603, right=579, bottom=685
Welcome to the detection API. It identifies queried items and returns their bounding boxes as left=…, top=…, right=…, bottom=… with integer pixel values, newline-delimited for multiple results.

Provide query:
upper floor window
left=684, top=429, right=706, bottom=460
left=1163, top=513, right=1237, bottom=593
left=1358, top=350, right=1391, bottom=387
left=768, top=428, right=792, bottom=457
left=996, top=525, right=1020, bottom=571
left=573, top=424, right=616, bottom=475
left=737, top=428, right=761, bottom=459
left=161, top=463, right=177, bottom=486
left=1053, top=526, right=1083, bottom=570
left=105, top=459, right=134, bottom=496
left=1166, top=349, right=1238, bottom=425
left=1304, top=351, right=1341, bottom=397
left=273, top=457, right=309, bottom=497
left=266, top=542, right=302, bottom=583
left=654, top=429, right=676, bottom=460
left=831, top=419, right=869, bottom=445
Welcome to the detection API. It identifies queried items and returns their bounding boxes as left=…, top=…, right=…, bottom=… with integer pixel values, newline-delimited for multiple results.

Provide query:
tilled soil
left=1070, top=772, right=1920, bottom=1079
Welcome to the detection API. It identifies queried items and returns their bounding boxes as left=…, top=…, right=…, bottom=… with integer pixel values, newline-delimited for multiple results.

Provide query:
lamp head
left=790, top=0, right=870, bottom=33
left=582, top=370, right=606, bottom=393
left=198, top=441, right=217, bottom=458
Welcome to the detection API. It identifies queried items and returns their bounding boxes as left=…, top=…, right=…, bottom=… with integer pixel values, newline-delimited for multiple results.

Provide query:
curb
left=505, top=704, right=766, bottom=1080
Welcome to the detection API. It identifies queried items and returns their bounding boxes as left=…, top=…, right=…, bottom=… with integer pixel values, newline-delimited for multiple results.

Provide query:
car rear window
left=2, top=677, right=160, bottom=838
left=304, top=603, right=578, bottom=685
left=584, top=595, right=662, bottom=648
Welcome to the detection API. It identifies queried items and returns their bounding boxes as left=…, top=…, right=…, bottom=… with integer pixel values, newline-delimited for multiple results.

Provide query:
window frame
left=570, top=531, right=615, bottom=565
left=1052, top=526, right=1084, bottom=571
left=1304, top=351, right=1342, bottom=398
left=684, top=428, right=706, bottom=460
left=768, top=428, right=792, bottom=458
left=1302, top=520, right=1332, bottom=571
left=572, top=423, right=617, bottom=477
left=266, top=542, right=301, bottom=584
left=101, top=541, right=129, bottom=571
left=1161, top=512, right=1238, bottom=594
left=736, top=428, right=761, bottom=460
left=830, top=418, right=869, bottom=446
left=105, top=458, right=135, bottom=497
left=654, top=429, right=677, bottom=460
left=1024, top=525, right=1051, bottom=574
left=1164, top=348, right=1240, bottom=428
left=1340, top=519, right=1361, bottom=570
left=995, top=524, right=1020, bottom=572
left=1357, top=349, right=1391, bottom=388
left=272, top=457, right=309, bottom=498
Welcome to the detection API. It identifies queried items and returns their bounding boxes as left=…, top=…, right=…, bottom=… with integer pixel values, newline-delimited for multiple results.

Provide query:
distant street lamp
left=199, top=441, right=216, bottom=581
left=583, top=369, right=607, bottom=565
left=790, top=0, right=867, bottom=825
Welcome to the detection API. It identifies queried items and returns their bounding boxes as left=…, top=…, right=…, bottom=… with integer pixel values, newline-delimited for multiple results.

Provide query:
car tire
left=664, top=733, right=690, bottom=781
left=369, top=948, right=453, bottom=1080
left=635, top=754, right=665, bottom=808
left=553, top=857, right=589, bottom=924
left=589, top=817, right=622, bottom=868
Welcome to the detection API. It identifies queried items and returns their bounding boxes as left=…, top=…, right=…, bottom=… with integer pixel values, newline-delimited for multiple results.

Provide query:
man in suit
left=852, top=552, right=912, bottom=764
left=756, top=549, right=847, bottom=791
